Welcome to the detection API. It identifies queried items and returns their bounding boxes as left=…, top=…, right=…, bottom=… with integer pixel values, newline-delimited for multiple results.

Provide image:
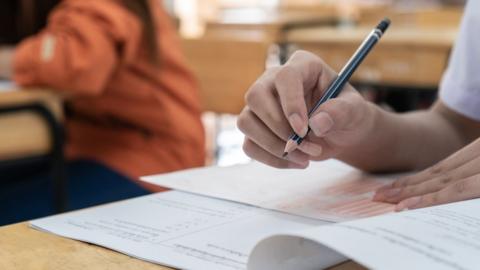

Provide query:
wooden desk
left=205, top=8, right=338, bottom=42
left=0, top=222, right=366, bottom=270
left=0, top=88, right=62, bottom=160
left=182, top=34, right=271, bottom=114
left=188, top=10, right=338, bottom=114
left=285, top=26, right=458, bottom=88
left=184, top=7, right=461, bottom=116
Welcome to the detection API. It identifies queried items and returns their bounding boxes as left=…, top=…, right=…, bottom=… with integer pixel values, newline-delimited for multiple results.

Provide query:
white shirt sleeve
left=439, top=0, right=480, bottom=121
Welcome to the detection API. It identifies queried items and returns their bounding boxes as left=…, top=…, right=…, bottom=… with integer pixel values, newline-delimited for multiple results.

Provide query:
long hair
left=0, top=0, right=159, bottom=65
left=0, top=0, right=59, bottom=44
left=119, top=0, right=160, bottom=65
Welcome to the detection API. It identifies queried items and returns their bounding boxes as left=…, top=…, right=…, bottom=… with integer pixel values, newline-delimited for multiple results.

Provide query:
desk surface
left=0, top=222, right=366, bottom=270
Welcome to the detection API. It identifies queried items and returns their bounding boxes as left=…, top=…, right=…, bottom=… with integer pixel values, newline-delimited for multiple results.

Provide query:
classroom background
left=0, top=0, right=465, bottom=225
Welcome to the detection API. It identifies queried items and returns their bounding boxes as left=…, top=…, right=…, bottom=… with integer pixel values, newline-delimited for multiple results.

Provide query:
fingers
left=243, top=138, right=309, bottom=169
left=374, top=176, right=450, bottom=203
left=309, top=112, right=334, bottom=137
left=273, top=50, right=329, bottom=137
left=237, top=107, right=311, bottom=166
left=395, top=175, right=480, bottom=211
left=307, top=90, right=368, bottom=145
left=375, top=154, right=480, bottom=203
left=240, top=50, right=350, bottom=167
left=245, top=68, right=294, bottom=141
left=390, top=141, right=480, bottom=189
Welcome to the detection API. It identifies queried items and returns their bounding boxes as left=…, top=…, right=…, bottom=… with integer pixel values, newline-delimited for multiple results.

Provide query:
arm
left=13, top=0, right=141, bottom=95
left=238, top=51, right=480, bottom=173
left=338, top=101, right=480, bottom=172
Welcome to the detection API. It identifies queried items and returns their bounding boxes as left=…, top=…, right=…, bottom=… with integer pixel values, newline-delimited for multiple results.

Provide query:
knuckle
left=236, top=111, right=252, bottom=134
left=275, top=65, right=297, bottom=83
left=428, top=163, right=444, bottom=175
left=404, top=186, right=416, bottom=195
left=245, top=83, right=263, bottom=106
left=430, top=191, right=440, bottom=204
left=438, top=173, right=453, bottom=185
left=453, top=181, right=468, bottom=195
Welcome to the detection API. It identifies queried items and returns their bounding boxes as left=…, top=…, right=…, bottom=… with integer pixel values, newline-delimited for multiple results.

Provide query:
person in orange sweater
left=0, top=0, right=205, bottom=224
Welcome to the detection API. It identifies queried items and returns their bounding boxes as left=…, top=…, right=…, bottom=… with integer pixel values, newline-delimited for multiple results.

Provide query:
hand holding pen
left=237, top=19, right=391, bottom=169
left=283, top=19, right=390, bottom=156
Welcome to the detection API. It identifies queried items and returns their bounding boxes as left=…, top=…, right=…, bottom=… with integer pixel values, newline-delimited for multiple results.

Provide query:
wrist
left=334, top=101, right=387, bottom=171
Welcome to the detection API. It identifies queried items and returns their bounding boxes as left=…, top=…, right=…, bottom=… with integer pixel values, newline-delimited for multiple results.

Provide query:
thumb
left=308, top=91, right=361, bottom=137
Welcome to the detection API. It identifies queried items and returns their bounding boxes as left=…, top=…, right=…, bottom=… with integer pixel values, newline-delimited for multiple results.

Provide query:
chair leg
left=0, top=103, right=68, bottom=213
left=50, top=127, right=67, bottom=213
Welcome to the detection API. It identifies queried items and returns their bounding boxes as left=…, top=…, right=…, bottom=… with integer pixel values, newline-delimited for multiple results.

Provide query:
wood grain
left=0, top=222, right=366, bottom=270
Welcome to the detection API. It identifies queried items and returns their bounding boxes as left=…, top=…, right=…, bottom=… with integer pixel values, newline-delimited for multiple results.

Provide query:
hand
left=237, top=50, right=377, bottom=169
left=374, top=137, right=480, bottom=211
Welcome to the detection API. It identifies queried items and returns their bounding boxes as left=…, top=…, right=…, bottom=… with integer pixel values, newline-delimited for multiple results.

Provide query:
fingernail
left=309, top=112, right=334, bottom=137
left=288, top=113, right=308, bottom=137
left=284, top=151, right=308, bottom=163
left=299, top=142, right=323, bottom=156
left=395, top=196, right=422, bottom=212
left=288, top=162, right=309, bottom=169
left=383, top=188, right=402, bottom=198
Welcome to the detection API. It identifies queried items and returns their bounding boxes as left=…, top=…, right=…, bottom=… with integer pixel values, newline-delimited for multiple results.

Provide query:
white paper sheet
left=250, top=199, right=480, bottom=270
left=31, top=191, right=331, bottom=270
left=142, top=160, right=396, bottom=222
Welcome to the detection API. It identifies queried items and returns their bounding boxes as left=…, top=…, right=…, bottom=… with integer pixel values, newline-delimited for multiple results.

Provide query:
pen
left=283, top=18, right=391, bottom=157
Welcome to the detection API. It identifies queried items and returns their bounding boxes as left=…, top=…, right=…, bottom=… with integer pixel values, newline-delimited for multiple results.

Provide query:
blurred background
left=167, top=0, right=465, bottom=166
left=0, top=0, right=466, bottom=221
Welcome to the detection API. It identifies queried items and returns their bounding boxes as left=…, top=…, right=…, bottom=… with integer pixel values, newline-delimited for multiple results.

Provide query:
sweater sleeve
left=13, top=0, right=142, bottom=96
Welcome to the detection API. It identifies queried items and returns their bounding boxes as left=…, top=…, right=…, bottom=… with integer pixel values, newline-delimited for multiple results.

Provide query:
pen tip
left=283, top=139, right=299, bottom=156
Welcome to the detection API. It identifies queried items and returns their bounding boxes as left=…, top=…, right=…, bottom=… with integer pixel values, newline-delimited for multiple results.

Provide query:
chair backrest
left=182, top=35, right=270, bottom=115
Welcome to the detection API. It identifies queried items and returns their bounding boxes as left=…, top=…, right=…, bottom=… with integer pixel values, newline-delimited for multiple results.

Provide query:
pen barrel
left=308, top=31, right=381, bottom=117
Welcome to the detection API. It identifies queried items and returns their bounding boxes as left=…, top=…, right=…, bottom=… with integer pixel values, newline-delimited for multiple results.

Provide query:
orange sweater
left=13, top=0, right=205, bottom=185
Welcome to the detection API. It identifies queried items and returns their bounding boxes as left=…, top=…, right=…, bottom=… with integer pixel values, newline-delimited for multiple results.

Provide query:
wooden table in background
left=0, top=88, right=63, bottom=160
left=182, top=33, right=271, bottom=115
left=182, top=9, right=460, bottom=115
left=0, top=222, right=367, bottom=270
left=285, top=26, right=458, bottom=89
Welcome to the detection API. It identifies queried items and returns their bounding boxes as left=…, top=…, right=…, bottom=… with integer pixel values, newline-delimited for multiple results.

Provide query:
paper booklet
left=142, top=160, right=397, bottom=222
left=249, top=197, right=480, bottom=270
left=29, top=159, right=480, bottom=270
left=31, top=190, right=480, bottom=270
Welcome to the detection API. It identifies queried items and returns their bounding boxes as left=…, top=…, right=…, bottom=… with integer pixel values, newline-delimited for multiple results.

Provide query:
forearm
left=337, top=101, right=478, bottom=172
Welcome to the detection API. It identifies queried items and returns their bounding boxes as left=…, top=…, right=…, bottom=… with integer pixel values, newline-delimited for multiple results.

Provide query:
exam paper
left=142, top=160, right=396, bottom=222
left=31, top=191, right=331, bottom=270
left=250, top=199, right=480, bottom=270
